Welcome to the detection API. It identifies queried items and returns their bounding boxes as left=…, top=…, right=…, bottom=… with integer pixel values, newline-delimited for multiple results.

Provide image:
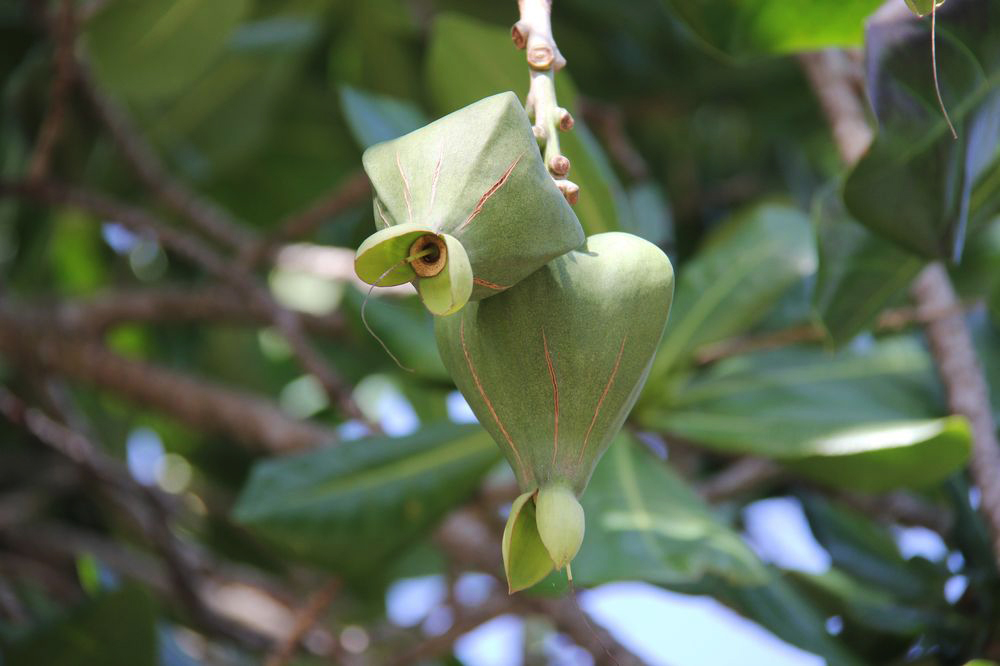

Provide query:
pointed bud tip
left=535, top=484, right=585, bottom=571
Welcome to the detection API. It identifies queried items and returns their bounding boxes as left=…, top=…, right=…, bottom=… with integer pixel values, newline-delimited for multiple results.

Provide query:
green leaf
left=84, top=0, right=249, bottom=102
left=641, top=336, right=973, bottom=490
left=703, top=573, right=866, bottom=666
left=800, top=494, right=942, bottom=600
left=785, top=417, right=971, bottom=491
left=625, top=181, right=674, bottom=247
left=233, top=423, right=500, bottom=578
left=423, top=12, right=627, bottom=237
left=503, top=491, right=555, bottom=593
left=791, top=568, right=942, bottom=637
left=844, top=0, right=1000, bottom=261
left=339, top=85, right=429, bottom=149
left=1, top=585, right=156, bottom=666
left=813, top=185, right=924, bottom=345
left=647, top=203, right=817, bottom=382
left=572, top=436, right=766, bottom=586
left=144, top=15, right=320, bottom=177
left=341, top=288, right=449, bottom=382
left=660, top=0, right=883, bottom=59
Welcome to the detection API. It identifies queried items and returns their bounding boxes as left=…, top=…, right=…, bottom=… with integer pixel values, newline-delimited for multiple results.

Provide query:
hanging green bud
left=535, top=484, right=585, bottom=572
left=355, top=92, right=584, bottom=315
left=436, top=232, right=674, bottom=589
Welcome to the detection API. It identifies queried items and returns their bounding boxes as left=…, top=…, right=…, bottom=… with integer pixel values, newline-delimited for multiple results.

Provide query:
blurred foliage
left=1, top=0, right=999, bottom=664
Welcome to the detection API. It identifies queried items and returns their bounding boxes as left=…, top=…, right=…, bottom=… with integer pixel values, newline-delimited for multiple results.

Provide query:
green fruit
left=355, top=92, right=584, bottom=315
left=436, top=232, right=674, bottom=589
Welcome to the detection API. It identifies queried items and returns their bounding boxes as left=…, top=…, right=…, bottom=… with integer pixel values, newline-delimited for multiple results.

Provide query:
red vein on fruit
left=459, top=153, right=523, bottom=231
left=429, top=151, right=443, bottom=215
left=578, top=335, right=627, bottom=466
left=472, top=277, right=509, bottom=291
left=396, top=151, right=413, bottom=224
left=374, top=197, right=391, bottom=229
left=543, top=328, right=560, bottom=465
left=460, top=318, right=526, bottom=477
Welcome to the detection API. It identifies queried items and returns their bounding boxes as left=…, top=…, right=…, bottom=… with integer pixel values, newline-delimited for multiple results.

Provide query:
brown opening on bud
left=409, top=234, right=447, bottom=278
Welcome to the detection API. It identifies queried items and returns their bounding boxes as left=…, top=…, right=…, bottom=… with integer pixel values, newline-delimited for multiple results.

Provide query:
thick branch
left=513, top=0, right=579, bottom=204
left=0, top=306, right=334, bottom=452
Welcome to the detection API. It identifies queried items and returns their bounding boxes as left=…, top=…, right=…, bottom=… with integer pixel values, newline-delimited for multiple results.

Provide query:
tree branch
left=0, top=307, right=334, bottom=452
left=241, top=172, right=371, bottom=268
left=0, top=179, right=374, bottom=427
left=75, top=59, right=257, bottom=254
left=435, top=508, right=643, bottom=665
left=799, top=48, right=1000, bottom=564
left=26, top=0, right=75, bottom=183
left=512, top=0, right=579, bottom=204
left=29, top=286, right=347, bottom=338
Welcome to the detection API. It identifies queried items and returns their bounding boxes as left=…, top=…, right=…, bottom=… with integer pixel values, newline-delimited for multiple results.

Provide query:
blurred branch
left=385, top=594, right=516, bottom=666
left=800, top=49, right=1000, bottom=565
left=30, top=286, right=348, bottom=338
left=0, top=522, right=275, bottom=650
left=698, top=458, right=785, bottom=503
left=26, top=0, right=75, bottom=183
left=435, top=508, right=643, bottom=665
left=242, top=172, right=371, bottom=268
left=513, top=0, right=579, bottom=204
left=798, top=50, right=874, bottom=165
left=912, top=265, right=1000, bottom=555
left=0, top=308, right=335, bottom=452
left=579, top=97, right=649, bottom=182
left=265, top=579, right=341, bottom=666
left=75, top=59, right=257, bottom=254
left=694, top=298, right=979, bottom=365
left=0, top=179, right=374, bottom=427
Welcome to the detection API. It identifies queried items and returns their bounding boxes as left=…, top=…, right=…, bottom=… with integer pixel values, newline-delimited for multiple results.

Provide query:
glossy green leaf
left=503, top=491, right=555, bottom=593
left=423, top=12, right=628, bottom=237
left=641, top=336, right=972, bottom=490
left=233, top=423, right=500, bottom=577
left=844, top=0, right=1000, bottom=261
left=339, top=85, right=429, bottom=149
left=84, top=0, right=249, bottom=102
left=1, top=585, right=156, bottom=666
left=647, top=203, right=816, bottom=383
left=813, top=185, right=924, bottom=345
left=661, top=0, right=882, bottom=59
left=573, top=436, right=766, bottom=586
